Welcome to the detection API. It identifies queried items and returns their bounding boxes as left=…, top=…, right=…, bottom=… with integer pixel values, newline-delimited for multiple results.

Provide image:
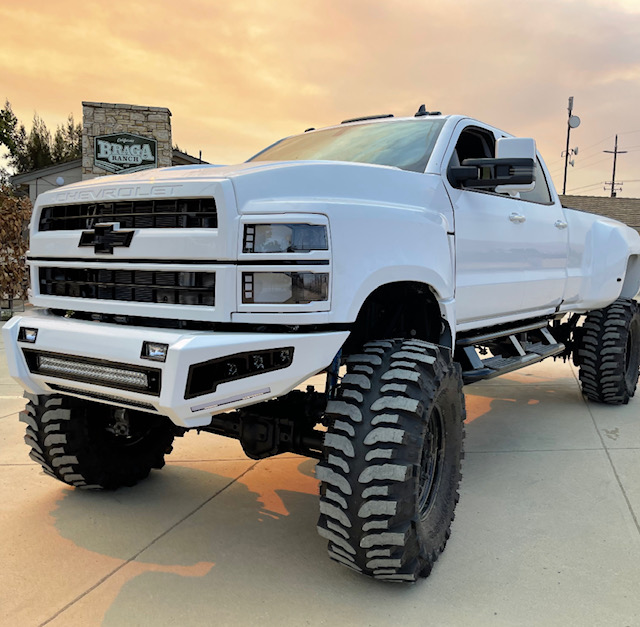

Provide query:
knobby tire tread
left=316, top=339, right=465, bottom=582
left=578, top=298, right=640, bottom=405
left=20, top=393, right=175, bottom=489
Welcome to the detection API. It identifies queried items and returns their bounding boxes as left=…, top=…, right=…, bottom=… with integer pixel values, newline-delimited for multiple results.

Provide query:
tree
left=0, top=100, right=82, bottom=174
left=0, top=100, right=28, bottom=172
left=52, top=114, right=82, bottom=163
left=25, top=114, right=52, bottom=171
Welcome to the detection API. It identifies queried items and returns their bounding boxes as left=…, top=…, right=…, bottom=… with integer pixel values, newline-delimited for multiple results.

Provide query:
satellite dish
left=568, top=115, right=581, bottom=129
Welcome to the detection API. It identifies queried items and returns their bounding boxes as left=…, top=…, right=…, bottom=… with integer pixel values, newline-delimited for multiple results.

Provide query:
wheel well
left=343, top=282, right=446, bottom=354
left=620, top=255, right=640, bottom=299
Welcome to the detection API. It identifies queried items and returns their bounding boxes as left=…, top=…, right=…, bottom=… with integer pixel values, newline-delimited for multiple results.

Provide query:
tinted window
left=248, top=119, right=446, bottom=173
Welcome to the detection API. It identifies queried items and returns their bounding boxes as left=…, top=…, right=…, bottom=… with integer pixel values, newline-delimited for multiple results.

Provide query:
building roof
left=171, top=149, right=208, bottom=166
left=10, top=149, right=209, bottom=186
left=10, top=159, right=82, bottom=185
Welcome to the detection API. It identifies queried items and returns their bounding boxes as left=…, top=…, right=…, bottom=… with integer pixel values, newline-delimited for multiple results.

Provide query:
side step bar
left=458, top=323, right=565, bottom=384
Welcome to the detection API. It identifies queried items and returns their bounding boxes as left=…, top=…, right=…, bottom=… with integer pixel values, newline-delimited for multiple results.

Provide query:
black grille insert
left=39, top=198, right=217, bottom=231
left=39, top=267, right=215, bottom=306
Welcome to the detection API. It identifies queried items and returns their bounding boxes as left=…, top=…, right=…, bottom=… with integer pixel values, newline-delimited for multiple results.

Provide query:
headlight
left=242, top=272, right=328, bottom=304
left=243, top=224, right=328, bottom=253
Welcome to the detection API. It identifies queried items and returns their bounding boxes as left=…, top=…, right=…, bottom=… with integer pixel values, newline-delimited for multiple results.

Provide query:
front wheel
left=577, top=298, right=640, bottom=404
left=20, top=394, right=175, bottom=489
left=316, top=339, right=465, bottom=582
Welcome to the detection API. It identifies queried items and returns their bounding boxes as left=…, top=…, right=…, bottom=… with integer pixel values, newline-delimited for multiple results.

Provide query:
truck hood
left=39, top=160, right=444, bottom=217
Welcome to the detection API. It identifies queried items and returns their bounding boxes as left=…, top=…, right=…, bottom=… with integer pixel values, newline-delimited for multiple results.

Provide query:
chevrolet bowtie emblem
left=78, top=223, right=135, bottom=254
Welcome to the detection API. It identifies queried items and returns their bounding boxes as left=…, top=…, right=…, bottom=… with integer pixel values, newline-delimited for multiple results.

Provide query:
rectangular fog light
left=141, top=342, right=169, bottom=362
left=18, top=327, right=38, bottom=343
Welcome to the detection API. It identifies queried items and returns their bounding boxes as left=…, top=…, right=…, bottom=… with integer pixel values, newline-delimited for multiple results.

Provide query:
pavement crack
left=583, top=397, right=640, bottom=538
left=39, top=460, right=261, bottom=627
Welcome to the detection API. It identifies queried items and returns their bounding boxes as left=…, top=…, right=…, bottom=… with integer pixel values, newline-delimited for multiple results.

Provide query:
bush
left=0, top=184, right=32, bottom=308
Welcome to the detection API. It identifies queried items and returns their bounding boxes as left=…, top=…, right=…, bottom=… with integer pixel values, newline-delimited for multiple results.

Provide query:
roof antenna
left=415, top=104, right=429, bottom=117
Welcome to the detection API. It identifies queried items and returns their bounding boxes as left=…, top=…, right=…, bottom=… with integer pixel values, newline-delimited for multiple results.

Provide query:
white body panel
left=2, top=311, right=348, bottom=428
left=6, top=113, right=640, bottom=426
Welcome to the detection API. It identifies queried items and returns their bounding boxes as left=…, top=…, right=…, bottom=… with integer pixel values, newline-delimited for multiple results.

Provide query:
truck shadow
left=47, top=372, right=595, bottom=624
left=50, top=456, right=420, bottom=625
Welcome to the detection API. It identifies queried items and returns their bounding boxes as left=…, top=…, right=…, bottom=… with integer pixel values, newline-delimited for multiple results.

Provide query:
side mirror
left=494, top=137, right=536, bottom=194
left=449, top=137, right=537, bottom=193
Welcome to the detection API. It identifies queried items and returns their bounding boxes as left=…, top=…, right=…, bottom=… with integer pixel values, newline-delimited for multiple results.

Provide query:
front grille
left=23, top=349, right=161, bottom=395
left=39, top=267, right=215, bottom=306
left=39, top=198, right=217, bottom=231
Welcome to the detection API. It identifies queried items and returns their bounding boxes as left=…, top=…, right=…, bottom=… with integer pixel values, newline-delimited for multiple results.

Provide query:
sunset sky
left=1, top=0, right=640, bottom=197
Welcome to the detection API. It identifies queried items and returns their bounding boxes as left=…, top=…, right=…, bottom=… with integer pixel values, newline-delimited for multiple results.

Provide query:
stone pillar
left=82, top=102, right=172, bottom=180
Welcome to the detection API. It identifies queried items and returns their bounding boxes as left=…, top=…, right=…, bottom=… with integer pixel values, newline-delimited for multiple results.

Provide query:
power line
left=566, top=182, right=603, bottom=193
left=604, top=135, right=627, bottom=197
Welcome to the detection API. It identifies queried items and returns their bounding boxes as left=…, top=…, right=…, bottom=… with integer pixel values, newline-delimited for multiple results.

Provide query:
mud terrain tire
left=20, top=394, right=175, bottom=489
left=577, top=298, right=640, bottom=405
left=316, top=339, right=465, bottom=582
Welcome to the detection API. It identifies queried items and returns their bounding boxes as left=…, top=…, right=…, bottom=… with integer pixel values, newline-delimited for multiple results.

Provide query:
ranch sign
left=94, top=133, right=157, bottom=174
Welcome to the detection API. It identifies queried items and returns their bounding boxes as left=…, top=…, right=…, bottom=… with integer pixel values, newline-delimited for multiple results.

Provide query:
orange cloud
left=1, top=0, right=640, bottom=194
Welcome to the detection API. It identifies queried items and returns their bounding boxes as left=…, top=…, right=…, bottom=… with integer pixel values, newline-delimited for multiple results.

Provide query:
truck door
left=445, top=123, right=569, bottom=327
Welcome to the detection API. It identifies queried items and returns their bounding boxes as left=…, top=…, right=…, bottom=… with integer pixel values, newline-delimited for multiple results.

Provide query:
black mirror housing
left=454, top=157, right=535, bottom=189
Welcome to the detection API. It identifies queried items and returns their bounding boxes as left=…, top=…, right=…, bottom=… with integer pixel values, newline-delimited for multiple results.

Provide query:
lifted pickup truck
left=4, top=106, right=640, bottom=583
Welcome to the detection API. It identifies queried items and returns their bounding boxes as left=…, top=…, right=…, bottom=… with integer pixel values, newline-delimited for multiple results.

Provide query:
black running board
left=459, top=324, right=565, bottom=384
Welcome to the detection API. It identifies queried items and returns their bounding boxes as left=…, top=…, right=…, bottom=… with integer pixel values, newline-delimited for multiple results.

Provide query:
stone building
left=81, top=101, right=173, bottom=179
left=11, top=101, right=206, bottom=202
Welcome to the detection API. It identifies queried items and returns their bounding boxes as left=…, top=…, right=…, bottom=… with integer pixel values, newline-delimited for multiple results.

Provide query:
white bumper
left=3, top=311, right=348, bottom=428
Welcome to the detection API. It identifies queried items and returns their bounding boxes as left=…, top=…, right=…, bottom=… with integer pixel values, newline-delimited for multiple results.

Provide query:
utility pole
left=603, top=135, right=627, bottom=198
left=562, top=96, right=581, bottom=195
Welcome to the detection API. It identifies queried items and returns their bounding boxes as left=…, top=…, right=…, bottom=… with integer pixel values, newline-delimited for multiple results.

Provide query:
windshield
left=247, top=119, right=446, bottom=173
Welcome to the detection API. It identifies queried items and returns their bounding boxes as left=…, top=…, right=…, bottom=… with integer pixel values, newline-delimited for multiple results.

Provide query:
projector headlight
left=242, top=272, right=328, bottom=304
left=243, top=224, right=328, bottom=253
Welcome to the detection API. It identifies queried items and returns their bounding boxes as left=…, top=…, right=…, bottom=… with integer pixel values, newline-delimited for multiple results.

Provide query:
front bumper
left=3, top=310, right=348, bottom=428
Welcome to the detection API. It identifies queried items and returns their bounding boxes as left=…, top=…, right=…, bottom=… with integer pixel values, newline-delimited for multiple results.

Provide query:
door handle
left=555, top=220, right=568, bottom=229
left=509, top=213, right=526, bottom=224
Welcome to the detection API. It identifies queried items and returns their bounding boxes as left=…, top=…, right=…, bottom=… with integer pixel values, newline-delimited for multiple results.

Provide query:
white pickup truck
left=4, top=107, right=640, bottom=583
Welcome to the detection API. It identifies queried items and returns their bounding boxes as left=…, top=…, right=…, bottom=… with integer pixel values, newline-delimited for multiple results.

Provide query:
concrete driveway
left=1, top=327, right=639, bottom=626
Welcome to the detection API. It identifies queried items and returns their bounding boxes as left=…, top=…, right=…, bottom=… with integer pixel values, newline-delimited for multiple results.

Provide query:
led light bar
left=38, top=356, right=149, bottom=389
left=22, top=349, right=161, bottom=395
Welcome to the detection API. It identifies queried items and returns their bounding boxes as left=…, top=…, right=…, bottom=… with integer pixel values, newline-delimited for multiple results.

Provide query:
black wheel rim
left=418, top=404, right=445, bottom=520
left=625, top=318, right=640, bottom=389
